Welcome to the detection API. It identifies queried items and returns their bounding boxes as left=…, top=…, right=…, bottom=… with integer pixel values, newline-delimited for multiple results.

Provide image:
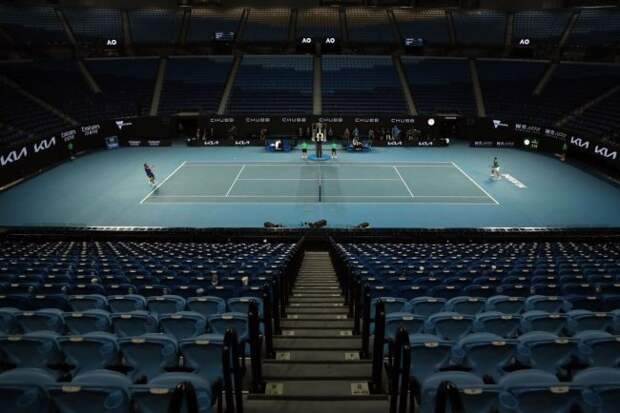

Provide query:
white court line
left=149, top=194, right=491, bottom=199
left=140, top=161, right=187, bottom=204
left=143, top=201, right=498, bottom=205
left=450, top=161, right=500, bottom=205
left=184, top=161, right=453, bottom=165
left=236, top=178, right=401, bottom=181
left=225, top=165, right=246, bottom=197
left=393, top=166, right=415, bottom=198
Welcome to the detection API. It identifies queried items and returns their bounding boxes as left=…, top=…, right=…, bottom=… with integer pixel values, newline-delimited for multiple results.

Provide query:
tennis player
left=144, top=163, right=156, bottom=186
left=331, top=141, right=338, bottom=159
left=301, top=141, right=308, bottom=159
left=491, top=157, right=501, bottom=180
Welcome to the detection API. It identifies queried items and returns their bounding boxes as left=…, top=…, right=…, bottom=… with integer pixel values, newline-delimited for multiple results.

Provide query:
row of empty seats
left=228, top=55, right=313, bottom=114
left=336, top=240, right=620, bottom=412
left=322, top=55, right=407, bottom=114
left=2, top=5, right=618, bottom=48
left=0, top=238, right=293, bottom=412
left=1, top=56, right=619, bottom=146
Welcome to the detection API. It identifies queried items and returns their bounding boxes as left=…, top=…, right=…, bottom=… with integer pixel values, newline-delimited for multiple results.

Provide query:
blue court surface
left=141, top=161, right=497, bottom=205
left=0, top=142, right=619, bottom=228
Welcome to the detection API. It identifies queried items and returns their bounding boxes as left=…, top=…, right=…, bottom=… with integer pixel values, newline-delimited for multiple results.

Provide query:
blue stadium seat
left=497, top=369, right=579, bottom=413
left=111, top=311, right=158, bottom=338
left=14, top=309, right=65, bottom=334
left=0, top=331, right=63, bottom=373
left=451, top=333, right=517, bottom=382
left=108, top=295, right=146, bottom=313
left=58, top=332, right=119, bottom=375
left=179, top=334, right=226, bottom=384
left=566, top=310, right=614, bottom=335
left=385, top=313, right=425, bottom=341
left=575, top=331, right=620, bottom=368
left=186, top=297, right=227, bottom=319
left=0, top=367, right=56, bottom=413
left=419, top=371, right=484, bottom=413
left=573, top=367, right=620, bottom=413
left=64, top=310, right=111, bottom=334
left=403, top=297, right=446, bottom=317
left=408, top=334, right=453, bottom=384
left=0, top=307, right=18, bottom=334
left=207, top=313, right=249, bottom=344
left=425, top=312, right=474, bottom=341
left=158, top=311, right=207, bottom=340
left=146, top=295, right=186, bottom=316
left=119, top=333, right=178, bottom=382
left=474, top=312, right=521, bottom=338
left=516, top=331, right=576, bottom=375
left=49, top=369, right=132, bottom=413
left=485, top=296, right=526, bottom=315
left=520, top=311, right=568, bottom=335
left=445, top=296, right=486, bottom=315
left=131, top=372, right=213, bottom=413
left=68, top=294, right=108, bottom=312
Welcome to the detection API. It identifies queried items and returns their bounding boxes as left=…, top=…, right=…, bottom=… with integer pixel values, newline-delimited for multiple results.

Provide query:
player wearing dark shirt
left=491, top=157, right=501, bottom=179
left=144, top=163, right=156, bottom=186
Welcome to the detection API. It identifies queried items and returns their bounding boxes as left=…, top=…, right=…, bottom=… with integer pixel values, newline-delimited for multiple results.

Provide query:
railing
left=262, top=284, right=275, bottom=358
left=327, top=237, right=361, bottom=333
left=276, top=235, right=306, bottom=324
left=389, top=328, right=411, bottom=413
left=434, top=381, right=466, bottom=413
left=168, top=381, right=199, bottom=413
left=361, top=284, right=372, bottom=358
left=371, top=299, right=386, bottom=393
left=223, top=329, right=244, bottom=413
left=248, top=300, right=265, bottom=393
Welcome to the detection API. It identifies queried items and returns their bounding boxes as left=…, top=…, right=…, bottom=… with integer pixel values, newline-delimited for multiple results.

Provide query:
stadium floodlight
left=427, top=118, right=435, bottom=126
left=524, top=139, right=531, bottom=146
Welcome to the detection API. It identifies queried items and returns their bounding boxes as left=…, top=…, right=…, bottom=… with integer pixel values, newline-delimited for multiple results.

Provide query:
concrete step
left=295, top=282, right=340, bottom=287
left=281, top=319, right=353, bottom=329
left=288, top=302, right=345, bottom=309
left=280, top=329, right=353, bottom=337
left=293, top=287, right=341, bottom=292
left=286, top=307, right=348, bottom=315
left=274, top=337, right=361, bottom=350
left=289, top=297, right=344, bottom=304
left=285, top=314, right=349, bottom=321
left=244, top=398, right=389, bottom=412
left=291, top=293, right=342, bottom=298
left=272, top=350, right=360, bottom=362
left=263, top=362, right=371, bottom=380
left=247, top=381, right=383, bottom=401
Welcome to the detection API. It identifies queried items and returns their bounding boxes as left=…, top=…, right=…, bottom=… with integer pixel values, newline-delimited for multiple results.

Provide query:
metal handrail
left=248, top=300, right=264, bottom=393
left=371, top=299, right=386, bottom=392
left=361, top=285, right=371, bottom=358
left=389, top=328, right=411, bottom=413
left=434, top=381, right=465, bottom=413
left=262, top=284, right=275, bottom=358
left=223, top=329, right=243, bottom=413
left=167, top=381, right=199, bottom=413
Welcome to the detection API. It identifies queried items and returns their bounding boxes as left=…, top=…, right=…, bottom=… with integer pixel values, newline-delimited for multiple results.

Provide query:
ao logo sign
left=106, top=39, right=118, bottom=46
left=301, top=37, right=312, bottom=44
left=519, top=38, right=530, bottom=46
left=325, top=37, right=336, bottom=44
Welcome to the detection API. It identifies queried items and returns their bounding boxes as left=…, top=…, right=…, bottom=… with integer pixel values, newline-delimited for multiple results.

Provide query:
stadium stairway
left=245, top=251, right=389, bottom=413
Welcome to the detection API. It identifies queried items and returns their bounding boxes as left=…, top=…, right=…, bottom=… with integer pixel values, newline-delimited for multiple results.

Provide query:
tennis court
left=141, top=161, right=499, bottom=204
